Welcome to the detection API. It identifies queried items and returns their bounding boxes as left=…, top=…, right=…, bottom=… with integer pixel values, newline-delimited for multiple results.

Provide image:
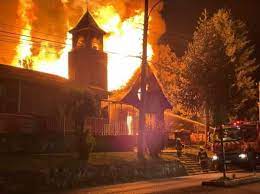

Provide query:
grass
left=88, top=152, right=138, bottom=165
left=0, top=152, right=179, bottom=172
left=0, top=153, right=76, bottom=172
left=89, top=152, right=178, bottom=165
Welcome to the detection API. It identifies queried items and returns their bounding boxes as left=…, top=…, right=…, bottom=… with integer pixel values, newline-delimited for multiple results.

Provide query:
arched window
left=76, top=36, right=86, bottom=48
left=91, top=37, right=101, bottom=50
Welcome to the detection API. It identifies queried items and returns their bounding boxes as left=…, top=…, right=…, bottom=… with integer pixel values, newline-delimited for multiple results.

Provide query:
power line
left=0, top=22, right=71, bottom=40
left=0, top=19, right=192, bottom=43
left=0, top=39, right=66, bottom=56
left=0, top=34, right=67, bottom=50
left=0, top=30, right=71, bottom=46
left=0, top=24, right=192, bottom=59
left=0, top=38, right=142, bottom=59
left=0, top=24, right=191, bottom=50
left=0, top=29, right=143, bottom=58
left=0, top=22, right=191, bottom=44
left=0, top=29, right=143, bottom=54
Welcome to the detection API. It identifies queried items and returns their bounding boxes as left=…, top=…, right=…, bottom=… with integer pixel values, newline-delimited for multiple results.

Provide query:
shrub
left=78, top=129, right=95, bottom=160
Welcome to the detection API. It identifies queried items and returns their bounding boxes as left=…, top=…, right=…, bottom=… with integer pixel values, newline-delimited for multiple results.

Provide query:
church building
left=0, top=11, right=108, bottom=137
left=0, top=10, right=174, bottom=152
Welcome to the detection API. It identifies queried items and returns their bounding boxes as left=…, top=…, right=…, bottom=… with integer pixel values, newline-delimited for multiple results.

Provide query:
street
left=55, top=172, right=260, bottom=194
left=188, top=183, right=260, bottom=194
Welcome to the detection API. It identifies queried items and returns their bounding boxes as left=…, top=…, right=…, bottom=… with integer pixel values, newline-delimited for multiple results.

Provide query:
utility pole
left=220, top=125, right=227, bottom=178
left=138, top=0, right=149, bottom=159
left=258, top=81, right=260, bottom=121
left=205, top=101, right=209, bottom=146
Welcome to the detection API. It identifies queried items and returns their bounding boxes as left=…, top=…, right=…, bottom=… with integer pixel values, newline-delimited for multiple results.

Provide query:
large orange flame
left=93, top=6, right=153, bottom=90
left=31, top=30, right=71, bottom=78
left=12, top=0, right=34, bottom=66
left=12, top=1, right=160, bottom=91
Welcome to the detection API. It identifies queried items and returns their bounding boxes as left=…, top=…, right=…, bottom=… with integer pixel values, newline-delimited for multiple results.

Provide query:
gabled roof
left=0, top=64, right=108, bottom=96
left=69, top=11, right=106, bottom=34
left=109, top=64, right=172, bottom=112
left=0, top=63, right=68, bottom=87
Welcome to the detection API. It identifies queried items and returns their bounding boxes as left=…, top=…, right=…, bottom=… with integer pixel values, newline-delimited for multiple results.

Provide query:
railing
left=0, top=113, right=168, bottom=136
left=85, top=117, right=168, bottom=136
left=0, top=113, right=63, bottom=133
left=85, top=117, right=138, bottom=136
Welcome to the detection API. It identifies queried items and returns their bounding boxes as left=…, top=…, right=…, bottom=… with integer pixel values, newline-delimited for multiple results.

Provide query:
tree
left=183, top=9, right=259, bottom=127
left=56, top=88, right=98, bottom=135
left=55, top=89, right=98, bottom=159
left=153, top=45, right=196, bottom=118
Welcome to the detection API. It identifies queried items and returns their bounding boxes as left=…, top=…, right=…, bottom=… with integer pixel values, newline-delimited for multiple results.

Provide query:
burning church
left=0, top=1, right=175, bottom=152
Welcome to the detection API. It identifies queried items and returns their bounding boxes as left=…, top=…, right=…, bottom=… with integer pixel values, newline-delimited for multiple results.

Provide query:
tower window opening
left=92, top=37, right=101, bottom=50
left=76, top=36, right=86, bottom=48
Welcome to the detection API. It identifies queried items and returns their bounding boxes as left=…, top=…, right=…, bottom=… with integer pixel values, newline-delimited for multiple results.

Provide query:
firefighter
left=176, top=138, right=183, bottom=157
left=197, top=146, right=208, bottom=172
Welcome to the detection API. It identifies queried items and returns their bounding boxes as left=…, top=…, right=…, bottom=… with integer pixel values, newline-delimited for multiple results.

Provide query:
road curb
left=202, top=175, right=260, bottom=187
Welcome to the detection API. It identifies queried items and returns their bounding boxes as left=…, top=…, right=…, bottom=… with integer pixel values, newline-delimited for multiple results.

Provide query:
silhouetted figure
left=197, top=146, right=208, bottom=172
left=176, top=138, right=183, bottom=157
left=247, top=145, right=256, bottom=173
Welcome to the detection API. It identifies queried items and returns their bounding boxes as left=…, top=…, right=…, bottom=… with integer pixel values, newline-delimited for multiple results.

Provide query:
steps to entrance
left=179, top=154, right=216, bottom=175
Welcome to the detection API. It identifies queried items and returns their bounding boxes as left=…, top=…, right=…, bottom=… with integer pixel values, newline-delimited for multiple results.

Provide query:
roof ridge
left=69, top=11, right=106, bottom=34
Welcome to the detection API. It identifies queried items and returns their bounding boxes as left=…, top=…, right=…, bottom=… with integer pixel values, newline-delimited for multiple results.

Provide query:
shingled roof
left=109, top=64, right=172, bottom=112
left=0, top=64, right=68, bottom=86
left=69, top=11, right=106, bottom=34
left=0, top=64, right=108, bottom=95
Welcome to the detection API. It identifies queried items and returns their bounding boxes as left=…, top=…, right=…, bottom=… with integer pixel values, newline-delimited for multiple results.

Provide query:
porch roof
left=109, top=65, right=172, bottom=112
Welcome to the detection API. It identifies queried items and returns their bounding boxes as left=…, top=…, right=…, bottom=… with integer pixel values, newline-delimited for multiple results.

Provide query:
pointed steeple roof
left=109, top=65, right=173, bottom=112
left=69, top=11, right=106, bottom=34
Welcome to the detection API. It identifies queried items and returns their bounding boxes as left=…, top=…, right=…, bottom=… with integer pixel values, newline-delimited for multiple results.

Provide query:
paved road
left=59, top=172, right=259, bottom=194
left=191, top=183, right=260, bottom=194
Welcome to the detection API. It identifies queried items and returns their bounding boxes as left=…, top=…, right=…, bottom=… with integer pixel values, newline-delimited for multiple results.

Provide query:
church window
left=76, top=36, right=86, bottom=48
left=92, top=37, right=101, bottom=50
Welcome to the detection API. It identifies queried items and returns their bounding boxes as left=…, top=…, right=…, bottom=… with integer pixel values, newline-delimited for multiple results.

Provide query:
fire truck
left=209, top=121, right=260, bottom=170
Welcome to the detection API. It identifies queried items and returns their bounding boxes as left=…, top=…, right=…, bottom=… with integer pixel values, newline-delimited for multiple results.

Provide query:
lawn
left=0, top=152, right=178, bottom=172
left=0, top=153, right=77, bottom=172
left=89, top=152, right=178, bottom=165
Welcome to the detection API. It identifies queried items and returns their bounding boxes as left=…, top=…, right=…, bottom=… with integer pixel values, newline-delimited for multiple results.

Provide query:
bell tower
left=69, top=11, right=107, bottom=91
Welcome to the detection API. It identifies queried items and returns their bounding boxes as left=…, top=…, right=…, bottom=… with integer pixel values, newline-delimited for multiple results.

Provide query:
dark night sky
left=162, top=0, right=260, bottom=80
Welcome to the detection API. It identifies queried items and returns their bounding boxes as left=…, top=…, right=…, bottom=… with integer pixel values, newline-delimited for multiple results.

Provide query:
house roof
left=109, top=64, right=172, bottom=112
left=0, top=64, right=68, bottom=86
left=69, top=11, right=106, bottom=35
left=0, top=64, right=108, bottom=95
